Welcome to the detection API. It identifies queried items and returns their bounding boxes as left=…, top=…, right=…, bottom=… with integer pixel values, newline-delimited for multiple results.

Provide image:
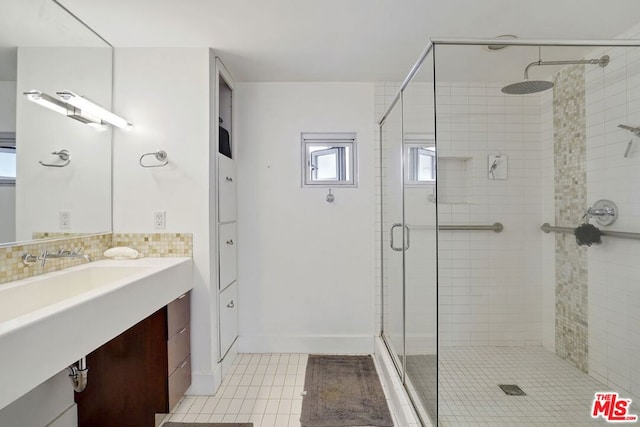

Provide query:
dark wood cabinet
left=75, top=292, right=191, bottom=427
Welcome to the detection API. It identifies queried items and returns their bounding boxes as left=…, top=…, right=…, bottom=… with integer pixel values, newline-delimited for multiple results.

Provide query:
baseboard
left=238, top=335, right=375, bottom=354
left=186, top=340, right=239, bottom=396
left=186, top=367, right=221, bottom=396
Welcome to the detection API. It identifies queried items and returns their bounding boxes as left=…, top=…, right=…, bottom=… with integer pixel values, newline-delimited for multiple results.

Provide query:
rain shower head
left=502, top=80, right=554, bottom=95
left=502, top=54, right=610, bottom=95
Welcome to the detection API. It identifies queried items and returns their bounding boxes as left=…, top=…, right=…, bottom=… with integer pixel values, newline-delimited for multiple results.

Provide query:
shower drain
left=499, top=384, right=526, bottom=396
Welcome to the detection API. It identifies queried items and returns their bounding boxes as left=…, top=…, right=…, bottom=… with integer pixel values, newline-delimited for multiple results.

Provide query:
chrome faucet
left=21, top=247, right=92, bottom=267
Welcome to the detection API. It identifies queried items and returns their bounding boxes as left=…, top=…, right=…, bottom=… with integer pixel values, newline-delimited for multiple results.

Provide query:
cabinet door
left=219, top=281, right=238, bottom=359
left=218, top=155, right=237, bottom=223
left=75, top=309, right=168, bottom=427
left=218, top=222, right=237, bottom=290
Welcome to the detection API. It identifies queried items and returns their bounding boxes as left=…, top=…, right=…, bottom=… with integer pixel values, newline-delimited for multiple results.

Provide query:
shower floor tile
left=407, top=346, right=639, bottom=426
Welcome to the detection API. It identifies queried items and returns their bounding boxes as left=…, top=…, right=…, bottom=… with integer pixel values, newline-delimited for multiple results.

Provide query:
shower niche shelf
left=438, top=156, right=472, bottom=205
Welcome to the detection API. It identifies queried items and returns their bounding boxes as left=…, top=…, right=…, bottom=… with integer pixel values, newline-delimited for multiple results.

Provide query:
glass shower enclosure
left=379, top=38, right=640, bottom=426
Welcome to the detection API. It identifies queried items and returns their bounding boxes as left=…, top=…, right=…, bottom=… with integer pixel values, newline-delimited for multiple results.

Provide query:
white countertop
left=0, top=257, right=193, bottom=410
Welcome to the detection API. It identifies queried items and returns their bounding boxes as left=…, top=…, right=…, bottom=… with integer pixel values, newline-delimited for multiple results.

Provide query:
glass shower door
left=380, top=93, right=405, bottom=376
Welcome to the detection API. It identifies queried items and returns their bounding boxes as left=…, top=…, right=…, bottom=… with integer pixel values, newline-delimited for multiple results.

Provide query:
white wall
left=0, top=185, right=16, bottom=242
left=236, top=82, right=376, bottom=354
left=112, top=48, right=219, bottom=393
left=0, top=81, right=16, bottom=131
left=15, top=47, right=112, bottom=240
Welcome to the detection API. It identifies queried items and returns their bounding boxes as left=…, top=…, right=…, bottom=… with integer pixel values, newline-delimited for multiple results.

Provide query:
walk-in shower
left=378, top=37, right=640, bottom=426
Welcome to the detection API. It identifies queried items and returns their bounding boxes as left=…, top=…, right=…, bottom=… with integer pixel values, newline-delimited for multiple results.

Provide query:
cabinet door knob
left=227, top=300, right=235, bottom=308
left=225, top=176, right=233, bottom=182
left=178, top=360, right=188, bottom=369
left=178, top=327, right=188, bottom=335
left=226, top=239, right=234, bottom=245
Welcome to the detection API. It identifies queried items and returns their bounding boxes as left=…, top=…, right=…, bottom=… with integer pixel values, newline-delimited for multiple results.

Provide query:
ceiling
left=57, top=0, right=640, bottom=82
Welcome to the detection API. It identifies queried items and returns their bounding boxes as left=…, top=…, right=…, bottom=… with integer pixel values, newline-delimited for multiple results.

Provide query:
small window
left=0, top=133, right=16, bottom=185
left=302, top=132, right=357, bottom=187
left=405, top=136, right=436, bottom=186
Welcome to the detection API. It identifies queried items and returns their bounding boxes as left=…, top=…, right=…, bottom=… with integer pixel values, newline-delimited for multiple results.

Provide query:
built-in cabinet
left=214, top=58, right=239, bottom=361
left=75, top=292, right=191, bottom=427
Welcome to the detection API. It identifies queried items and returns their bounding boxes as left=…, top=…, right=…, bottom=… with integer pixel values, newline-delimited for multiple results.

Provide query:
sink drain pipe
left=67, top=357, right=88, bottom=392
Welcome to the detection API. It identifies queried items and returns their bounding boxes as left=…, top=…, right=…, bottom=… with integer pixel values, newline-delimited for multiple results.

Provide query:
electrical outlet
left=59, top=211, right=71, bottom=229
left=153, top=211, right=166, bottom=230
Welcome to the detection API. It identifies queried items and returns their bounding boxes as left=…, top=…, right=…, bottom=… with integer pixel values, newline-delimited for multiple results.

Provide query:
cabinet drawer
left=219, top=281, right=238, bottom=359
left=218, top=223, right=237, bottom=290
left=218, top=155, right=237, bottom=222
left=168, top=355, right=191, bottom=412
left=167, top=292, right=190, bottom=338
left=167, top=324, right=190, bottom=376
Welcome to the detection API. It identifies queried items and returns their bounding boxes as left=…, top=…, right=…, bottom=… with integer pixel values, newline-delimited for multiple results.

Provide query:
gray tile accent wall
left=553, top=64, right=588, bottom=373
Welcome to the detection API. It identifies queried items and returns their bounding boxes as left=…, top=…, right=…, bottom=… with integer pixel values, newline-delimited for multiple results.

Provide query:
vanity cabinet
left=166, top=292, right=192, bottom=410
left=75, top=292, right=191, bottom=427
left=215, top=57, right=239, bottom=361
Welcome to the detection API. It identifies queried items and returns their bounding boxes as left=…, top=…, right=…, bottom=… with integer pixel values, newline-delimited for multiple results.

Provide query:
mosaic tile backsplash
left=0, top=232, right=192, bottom=286
left=553, top=64, right=589, bottom=373
left=112, top=233, right=193, bottom=257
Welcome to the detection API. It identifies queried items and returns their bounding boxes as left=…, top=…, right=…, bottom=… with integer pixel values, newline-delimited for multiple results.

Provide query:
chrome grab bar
left=390, top=223, right=410, bottom=251
left=406, top=223, right=504, bottom=233
left=438, top=223, right=503, bottom=232
left=541, top=223, right=640, bottom=241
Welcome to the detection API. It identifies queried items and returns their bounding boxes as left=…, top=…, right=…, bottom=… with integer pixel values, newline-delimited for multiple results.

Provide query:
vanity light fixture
left=24, top=90, right=68, bottom=115
left=57, top=90, right=132, bottom=129
left=23, top=90, right=103, bottom=127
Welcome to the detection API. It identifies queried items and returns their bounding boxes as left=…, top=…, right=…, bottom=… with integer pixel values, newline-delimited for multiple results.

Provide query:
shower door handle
left=390, top=223, right=410, bottom=251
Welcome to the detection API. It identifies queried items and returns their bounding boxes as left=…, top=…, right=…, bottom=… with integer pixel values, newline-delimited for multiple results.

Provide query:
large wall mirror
left=0, top=0, right=112, bottom=246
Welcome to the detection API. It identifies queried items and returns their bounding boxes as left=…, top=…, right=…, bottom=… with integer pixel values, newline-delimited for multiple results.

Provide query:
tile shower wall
left=375, top=81, right=546, bottom=350
left=583, top=36, right=640, bottom=403
left=553, top=64, right=589, bottom=373
left=435, top=82, right=544, bottom=347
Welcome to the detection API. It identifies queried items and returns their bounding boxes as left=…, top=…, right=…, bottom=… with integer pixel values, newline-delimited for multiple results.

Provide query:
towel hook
left=39, top=149, right=71, bottom=167
left=139, top=150, right=168, bottom=168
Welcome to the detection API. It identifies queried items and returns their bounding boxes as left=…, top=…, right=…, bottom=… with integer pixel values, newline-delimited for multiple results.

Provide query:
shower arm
left=523, top=55, right=610, bottom=80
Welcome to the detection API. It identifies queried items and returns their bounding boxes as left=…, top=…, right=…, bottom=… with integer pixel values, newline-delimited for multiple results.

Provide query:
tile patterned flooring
left=162, top=353, right=400, bottom=427
left=408, top=346, right=639, bottom=426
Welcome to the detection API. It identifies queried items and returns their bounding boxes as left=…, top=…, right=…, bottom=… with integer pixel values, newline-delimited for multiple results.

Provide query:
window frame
left=301, top=132, right=357, bottom=188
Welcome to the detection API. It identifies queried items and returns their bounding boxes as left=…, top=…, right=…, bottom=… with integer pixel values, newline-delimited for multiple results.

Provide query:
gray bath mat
left=301, top=354, right=393, bottom=427
left=163, top=423, right=252, bottom=427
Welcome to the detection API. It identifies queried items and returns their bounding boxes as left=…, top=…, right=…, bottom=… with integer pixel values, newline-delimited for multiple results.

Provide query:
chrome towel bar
left=541, top=223, right=640, bottom=241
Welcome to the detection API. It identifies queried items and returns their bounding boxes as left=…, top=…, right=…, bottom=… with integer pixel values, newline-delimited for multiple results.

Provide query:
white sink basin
left=0, top=257, right=192, bottom=411
left=0, top=266, right=153, bottom=323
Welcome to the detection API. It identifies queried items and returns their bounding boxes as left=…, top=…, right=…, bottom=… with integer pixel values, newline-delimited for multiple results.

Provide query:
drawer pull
left=178, top=360, right=188, bottom=369
left=225, top=176, right=233, bottom=182
left=226, top=239, right=234, bottom=245
left=178, top=327, right=188, bottom=335
left=178, top=293, right=187, bottom=300
left=227, top=300, right=235, bottom=308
